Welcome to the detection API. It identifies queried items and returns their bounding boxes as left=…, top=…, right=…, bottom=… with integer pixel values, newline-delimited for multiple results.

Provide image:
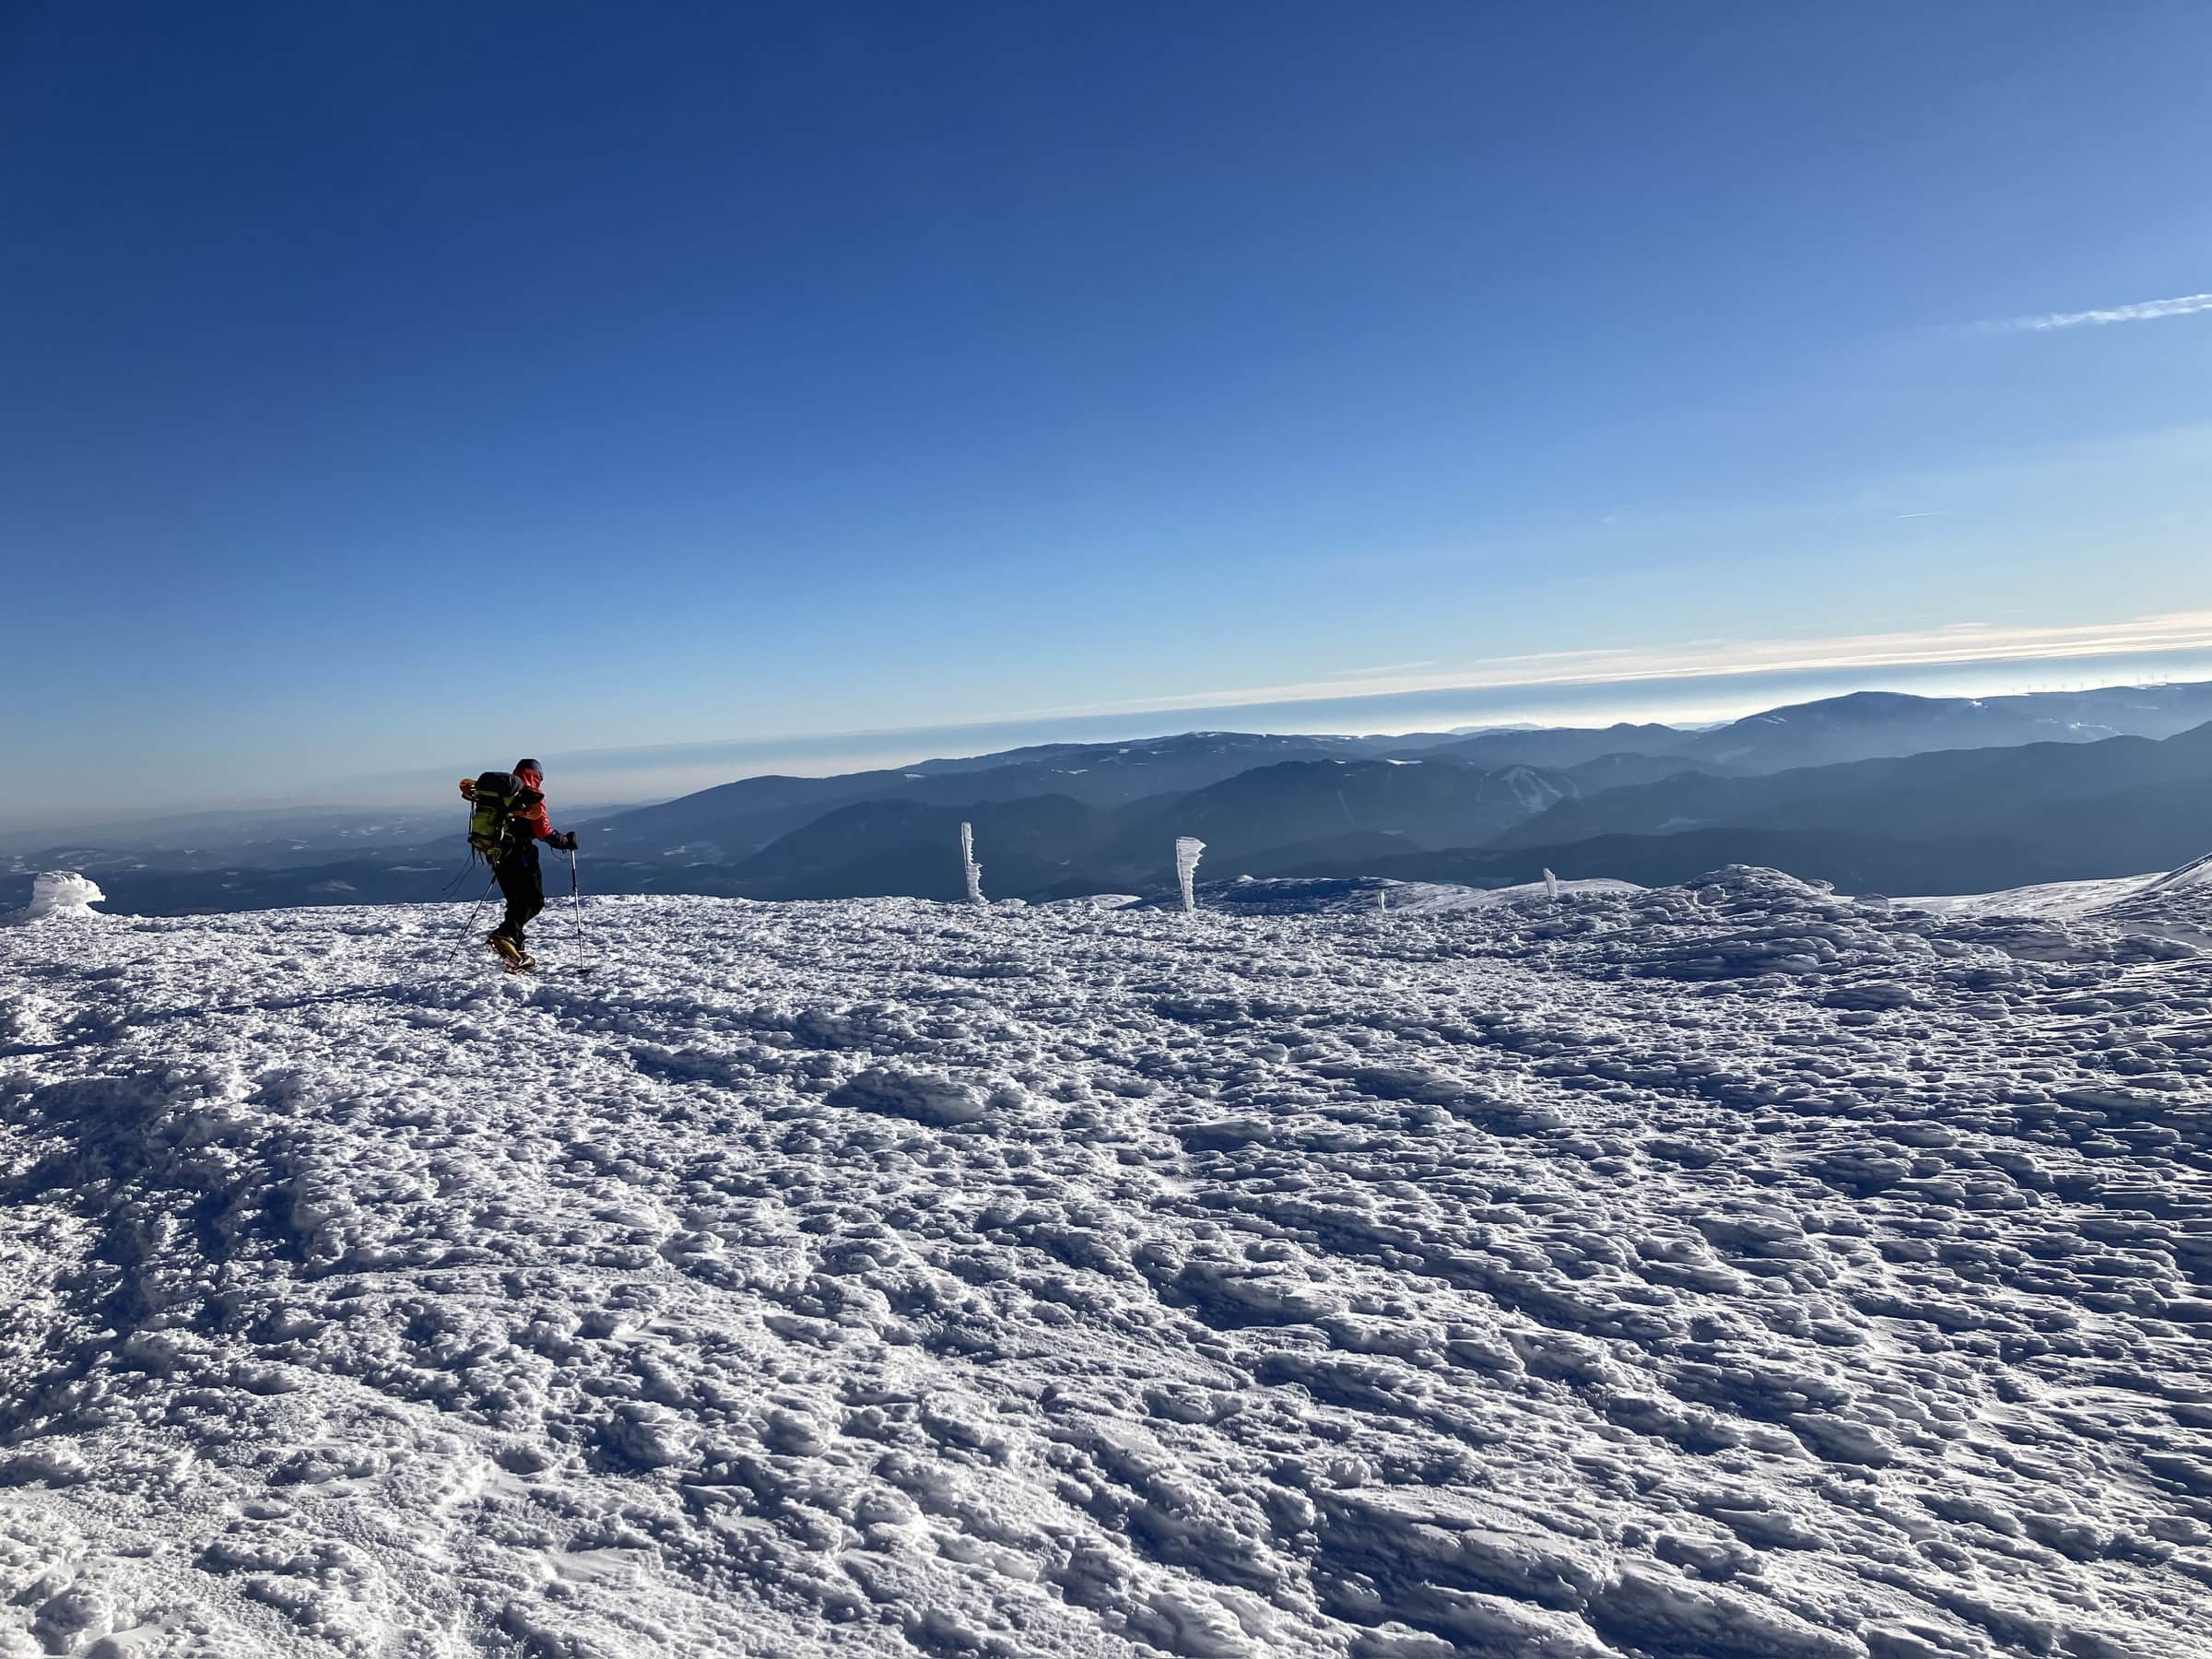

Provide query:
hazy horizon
left=7, top=643, right=2209, bottom=841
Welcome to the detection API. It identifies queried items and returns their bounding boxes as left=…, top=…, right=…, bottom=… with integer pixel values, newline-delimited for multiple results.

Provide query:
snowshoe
left=486, top=935, right=535, bottom=973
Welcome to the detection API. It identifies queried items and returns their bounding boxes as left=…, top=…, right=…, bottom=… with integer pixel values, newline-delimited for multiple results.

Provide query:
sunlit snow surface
left=3, top=868, right=2209, bottom=1657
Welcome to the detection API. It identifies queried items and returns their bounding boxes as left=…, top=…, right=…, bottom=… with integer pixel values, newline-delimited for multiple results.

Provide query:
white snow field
left=3, top=867, right=2209, bottom=1658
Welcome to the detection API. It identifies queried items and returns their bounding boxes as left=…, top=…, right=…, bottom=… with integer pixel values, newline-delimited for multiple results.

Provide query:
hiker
left=459, top=759, right=577, bottom=971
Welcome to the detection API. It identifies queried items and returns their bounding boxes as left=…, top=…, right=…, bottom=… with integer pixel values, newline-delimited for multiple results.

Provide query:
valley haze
left=12, top=677, right=2212, bottom=921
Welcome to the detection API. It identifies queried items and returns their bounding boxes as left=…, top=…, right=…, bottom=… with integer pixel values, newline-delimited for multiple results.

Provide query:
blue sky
left=4, top=1, right=2210, bottom=825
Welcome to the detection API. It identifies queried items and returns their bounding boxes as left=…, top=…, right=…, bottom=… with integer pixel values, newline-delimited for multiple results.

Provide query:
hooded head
left=513, top=758, right=544, bottom=789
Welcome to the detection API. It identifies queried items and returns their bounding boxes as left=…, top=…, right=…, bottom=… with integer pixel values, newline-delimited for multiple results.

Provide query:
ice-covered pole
left=1174, top=837, right=1205, bottom=914
left=960, top=822, right=985, bottom=906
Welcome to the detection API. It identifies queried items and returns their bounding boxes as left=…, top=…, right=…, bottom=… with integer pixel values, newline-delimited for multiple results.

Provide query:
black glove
left=547, top=830, right=579, bottom=852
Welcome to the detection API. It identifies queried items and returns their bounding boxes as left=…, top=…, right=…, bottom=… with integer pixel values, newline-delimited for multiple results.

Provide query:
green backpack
left=465, top=771, right=529, bottom=859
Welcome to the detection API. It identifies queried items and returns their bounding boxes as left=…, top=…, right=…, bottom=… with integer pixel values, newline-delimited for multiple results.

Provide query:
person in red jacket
left=460, top=759, right=575, bottom=971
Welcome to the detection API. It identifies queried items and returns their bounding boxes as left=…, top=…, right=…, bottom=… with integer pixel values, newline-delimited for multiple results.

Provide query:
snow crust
left=2, top=866, right=2209, bottom=1656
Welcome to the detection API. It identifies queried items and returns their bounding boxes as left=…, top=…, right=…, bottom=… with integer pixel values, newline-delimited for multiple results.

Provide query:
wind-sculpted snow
left=1, top=868, right=2208, bottom=1657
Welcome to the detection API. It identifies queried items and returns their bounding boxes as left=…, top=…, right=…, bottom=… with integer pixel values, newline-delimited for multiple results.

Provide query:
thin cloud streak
left=1320, top=659, right=1439, bottom=679
left=1983, top=291, right=2212, bottom=332
left=1027, top=609, right=2212, bottom=719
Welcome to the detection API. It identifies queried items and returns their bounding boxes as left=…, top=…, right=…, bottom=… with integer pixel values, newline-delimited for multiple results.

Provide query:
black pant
left=491, top=843, right=544, bottom=947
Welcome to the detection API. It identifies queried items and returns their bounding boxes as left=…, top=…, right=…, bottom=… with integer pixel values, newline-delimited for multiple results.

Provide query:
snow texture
left=960, top=823, right=986, bottom=908
left=1175, top=839, right=1206, bottom=915
left=2, top=865, right=2209, bottom=1657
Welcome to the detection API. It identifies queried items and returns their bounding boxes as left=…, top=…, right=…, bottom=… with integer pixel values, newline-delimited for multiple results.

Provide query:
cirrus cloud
left=1982, top=290, right=2212, bottom=332
left=1035, top=608, right=2212, bottom=717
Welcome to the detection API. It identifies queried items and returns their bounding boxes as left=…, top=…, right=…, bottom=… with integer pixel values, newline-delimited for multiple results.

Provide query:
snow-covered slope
left=1903, top=875, right=2163, bottom=924
left=3, top=871, right=2209, bottom=1657
left=1906, top=852, right=2212, bottom=948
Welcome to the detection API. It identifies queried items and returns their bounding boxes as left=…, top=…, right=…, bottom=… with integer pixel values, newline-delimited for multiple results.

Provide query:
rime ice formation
left=11, top=872, right=106, bottom=924
left=1, top=866, right=2208, bottom=1657
left=961, top=821, right=986, bottom=908
left=1176, top=837, right=1206, bottom=914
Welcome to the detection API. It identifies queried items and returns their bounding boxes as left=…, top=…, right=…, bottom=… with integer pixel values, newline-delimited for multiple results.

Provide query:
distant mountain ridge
left=589, top=682, right=2212, bottom=866
left=588, top=732, right=1388, bottom=862
left=1493, top=719, right=2212, bottom=849
left=12, top=679, right=2212, bottom=915
left=1382, top=722, right=1693, bottom=771
left=1675, top=684, right=2212, bottom=771
left=1338, top=721, right=2212, bottom=897
left=724, top=758, right=1588, bottom=900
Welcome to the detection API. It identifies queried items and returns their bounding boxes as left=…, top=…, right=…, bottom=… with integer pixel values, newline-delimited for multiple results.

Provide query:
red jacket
left=512, top=792, right=555, bottom=841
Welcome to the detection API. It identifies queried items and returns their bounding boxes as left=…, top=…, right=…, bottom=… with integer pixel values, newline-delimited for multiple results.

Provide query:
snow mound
left=828, top=1064, right=995, bottom=1125
left=1134, top=875, right=1641, bottom=916
left=9, top=870, right=106, bottom=924
left=1035, top=891, right=1144, bottom=911
left=1377, top=875, right=1642, bottom=914
left=2, top=876, right=2208, bottom=1655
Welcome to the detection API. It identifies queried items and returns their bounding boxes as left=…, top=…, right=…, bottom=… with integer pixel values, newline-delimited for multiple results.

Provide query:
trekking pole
left=568, top=849, right=594, bottom=971
left=447, top=870, right=500, bottom=971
